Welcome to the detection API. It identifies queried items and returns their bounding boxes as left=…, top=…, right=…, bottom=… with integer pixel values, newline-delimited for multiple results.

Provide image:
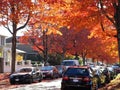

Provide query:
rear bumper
left=61, top=82, right=92, bottom=89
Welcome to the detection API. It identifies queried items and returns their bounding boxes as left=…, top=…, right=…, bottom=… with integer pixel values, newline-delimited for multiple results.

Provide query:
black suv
left=61, top=66, right=98, bottom=90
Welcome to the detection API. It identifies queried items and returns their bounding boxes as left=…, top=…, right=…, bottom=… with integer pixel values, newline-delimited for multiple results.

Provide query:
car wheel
left=51, top=74, right=55, bottom=79
left=38, top=76, right=42, bottom=82
left=28, top=78, right=33, bottom=84
left=10, top=81, right=15, bottom=85
left=61, top=86, right=67, bottom=90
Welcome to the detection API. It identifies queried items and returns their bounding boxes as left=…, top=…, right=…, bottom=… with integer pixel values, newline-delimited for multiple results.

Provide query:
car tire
left=61, top=87, right=67, bottom=90
left=38, top=76, right=42, bottom=82
left=51, top=74, right=55, bottom=79
left=10, top=80, right=15, bottom=85
left=28, top=78, right=33, bottom=84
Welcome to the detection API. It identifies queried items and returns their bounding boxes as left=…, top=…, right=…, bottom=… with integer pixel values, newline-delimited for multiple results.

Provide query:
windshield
left=41, top=66, right=53, bottom=71
left=19, top=68, right=32, bottom=72
left=64, top=68, right=89, bottom=76
left=61, top=61, right=75, bottom=66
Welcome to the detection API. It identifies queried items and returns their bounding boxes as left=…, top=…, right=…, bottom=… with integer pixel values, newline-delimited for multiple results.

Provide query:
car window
left=64, top=68, right=89, bottom=76
left=41, top=66, right=53, bottom=71
left=19, top=68, right=32, bottom=72
left=61, top=61, right=75, bottom=66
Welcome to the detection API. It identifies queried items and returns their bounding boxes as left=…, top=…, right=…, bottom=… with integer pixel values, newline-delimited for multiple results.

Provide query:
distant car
left=61, top=60, right=79, bottom=69
left=61, top=66, right=99, bottom=90
left=40, top=66, right=59, bottom=79
left=9, top=67, right=43, bottom=84
left=112, top=64, right=120, bottom=75
left=55, top=65, right=66, bottom=77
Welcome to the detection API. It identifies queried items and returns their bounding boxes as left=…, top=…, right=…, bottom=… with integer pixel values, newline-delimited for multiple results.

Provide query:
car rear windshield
left=61, top=61, right=75, bottom=66
left=64, top=68, right=89, bottom=76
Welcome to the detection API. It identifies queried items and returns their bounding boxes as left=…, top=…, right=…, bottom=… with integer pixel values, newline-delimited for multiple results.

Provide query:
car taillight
left=63, top=76, right=69, bottom=80
left=83, top=77, right=90, bottom=82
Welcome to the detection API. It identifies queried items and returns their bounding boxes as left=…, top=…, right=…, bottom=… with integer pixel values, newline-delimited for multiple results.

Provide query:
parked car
left=9, top=67, right=43, bottom=84
left=112, top=64, right=120, bottom=75
left=55, top=65, right=66, bottom=77
left=61, top=66, right=99, bottom=90
left=61, top=60, right=79, bottom=69
left=40, top=66, right=59, bottom=79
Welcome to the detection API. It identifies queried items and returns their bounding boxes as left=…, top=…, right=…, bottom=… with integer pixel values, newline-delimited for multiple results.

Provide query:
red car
left=40, top=66, right=59, bottom=79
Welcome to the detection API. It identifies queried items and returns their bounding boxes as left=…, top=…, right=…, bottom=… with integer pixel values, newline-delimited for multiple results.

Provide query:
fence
left=4, top=60, right=32, bottom=73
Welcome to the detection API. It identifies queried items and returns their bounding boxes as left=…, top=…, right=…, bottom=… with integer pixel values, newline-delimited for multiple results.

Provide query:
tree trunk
left=116, top=30, right=120, bottom=64
left=74, top=52, right=79, bottom=60
left=114, top=3, right=120, bottom=64
left=82, top=55, right=86, bottom=65
left=92, top=58, right=95, bottom=63
left=43, top=29, right=48, bottom=65
left=11, top=23, right=17, bottom=73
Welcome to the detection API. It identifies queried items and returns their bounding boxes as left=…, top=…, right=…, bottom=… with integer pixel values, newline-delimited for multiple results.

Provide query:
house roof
left=16, top=49, right=26, bottom=53
left=16, top=44, right=38, bottom=54
left=6, top=37, right=38, bottom=54
left=6, top=36, right=20, bottom=43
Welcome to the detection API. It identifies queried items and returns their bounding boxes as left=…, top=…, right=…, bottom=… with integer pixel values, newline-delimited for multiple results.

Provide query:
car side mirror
left=32, top=71, right=36, bottom=75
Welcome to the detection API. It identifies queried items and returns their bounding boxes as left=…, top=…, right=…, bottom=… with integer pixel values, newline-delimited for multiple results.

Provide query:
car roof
left=68, top=65, right=89, bottom=69
left=62, top=60, right=78, bottom=61
left=20, top=67, right=36, bottom=69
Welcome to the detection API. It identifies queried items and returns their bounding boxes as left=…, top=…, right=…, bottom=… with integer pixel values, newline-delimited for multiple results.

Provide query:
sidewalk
left=0, top=73, right=10, bottom=80
left=0, top=73, right=10, bottom=89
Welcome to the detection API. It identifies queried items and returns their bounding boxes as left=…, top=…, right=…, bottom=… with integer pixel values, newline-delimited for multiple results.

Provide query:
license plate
left=15, top=79, right=19, bottom=81
left=73, top=79, right=79, bottom=82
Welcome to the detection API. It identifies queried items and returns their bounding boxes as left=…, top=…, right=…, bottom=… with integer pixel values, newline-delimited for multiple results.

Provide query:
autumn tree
left=0, top=0, right=34, bottom=73
left=94, top=0, right=120, bottom=64
left=59, top=0, right=119, bottom=64
left=48, top=27, right=75, bottom=60
left=19, top=0, right=76, bottom=64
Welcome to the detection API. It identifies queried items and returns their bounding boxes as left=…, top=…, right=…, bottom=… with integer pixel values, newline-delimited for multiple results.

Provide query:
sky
left=0, top=26, right=26, bottom=37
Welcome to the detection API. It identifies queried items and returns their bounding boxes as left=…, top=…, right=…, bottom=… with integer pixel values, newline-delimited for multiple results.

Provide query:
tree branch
left=16, top=14, right=30, bottom=31
left=99, top=0, right=115, bottom=25
left=2, top=15, right=13, bottom=34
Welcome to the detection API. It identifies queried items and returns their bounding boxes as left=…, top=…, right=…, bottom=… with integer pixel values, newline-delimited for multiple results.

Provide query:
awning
left=16, top=49, right=26, bottom=53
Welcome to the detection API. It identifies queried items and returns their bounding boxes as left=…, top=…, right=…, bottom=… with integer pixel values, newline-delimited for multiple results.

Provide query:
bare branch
left=99, top=0, right=115, bottom=25
left=34, top=43, right=44, bottom=53
left=2, top=14, right=13, bottom=34
left=16, top=14, right=30, bottom=31
left=100, top=21, right=105, bottom=31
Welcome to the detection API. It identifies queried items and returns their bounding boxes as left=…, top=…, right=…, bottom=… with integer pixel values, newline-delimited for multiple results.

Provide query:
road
left=8, top=78, right=62, bottom=90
